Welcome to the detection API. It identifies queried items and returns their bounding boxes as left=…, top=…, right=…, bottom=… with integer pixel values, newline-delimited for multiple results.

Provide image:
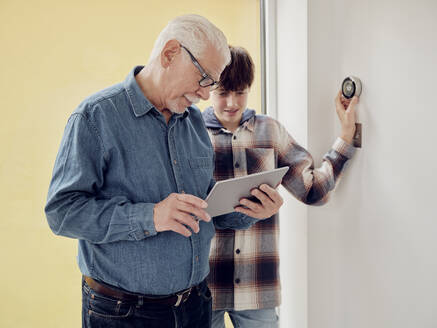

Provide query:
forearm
left=281, top=137, right=355, bottom=205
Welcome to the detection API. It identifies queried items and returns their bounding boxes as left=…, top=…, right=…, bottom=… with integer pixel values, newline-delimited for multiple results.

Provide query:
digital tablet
left=205, top=166, right=289, bottom=217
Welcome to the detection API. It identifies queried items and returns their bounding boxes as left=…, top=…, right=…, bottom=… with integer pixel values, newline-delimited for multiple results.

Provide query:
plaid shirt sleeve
left=275, top=120, right=355, bottom=205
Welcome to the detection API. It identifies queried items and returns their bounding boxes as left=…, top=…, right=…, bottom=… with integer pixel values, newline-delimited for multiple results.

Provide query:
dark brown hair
left=217, top=46, right=254, bottom=91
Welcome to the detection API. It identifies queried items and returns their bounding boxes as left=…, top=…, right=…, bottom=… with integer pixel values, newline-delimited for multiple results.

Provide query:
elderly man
left=45, top=15, right=282, bottom=328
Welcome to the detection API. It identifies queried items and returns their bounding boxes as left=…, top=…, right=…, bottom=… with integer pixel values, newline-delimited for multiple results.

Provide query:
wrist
left=340, top=134, right=354, bottom=144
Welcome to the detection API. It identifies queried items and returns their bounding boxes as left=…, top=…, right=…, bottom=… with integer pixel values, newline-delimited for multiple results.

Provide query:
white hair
left=148, top=14, right=230, bottom=65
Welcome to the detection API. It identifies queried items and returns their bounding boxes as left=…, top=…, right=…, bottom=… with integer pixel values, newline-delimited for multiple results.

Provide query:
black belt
left=84, top=276, right=194, bottom=307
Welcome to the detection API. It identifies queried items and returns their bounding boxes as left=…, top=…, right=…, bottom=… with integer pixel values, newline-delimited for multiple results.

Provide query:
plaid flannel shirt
left=202, top=107, right=355, bottom=311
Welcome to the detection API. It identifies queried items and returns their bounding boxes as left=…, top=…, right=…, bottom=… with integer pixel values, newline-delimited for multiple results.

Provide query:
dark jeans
left=82, top=278, right=212, bottom=328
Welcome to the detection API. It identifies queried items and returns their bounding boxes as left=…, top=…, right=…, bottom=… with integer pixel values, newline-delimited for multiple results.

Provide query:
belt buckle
left=174, top=288, right=191, bottom=307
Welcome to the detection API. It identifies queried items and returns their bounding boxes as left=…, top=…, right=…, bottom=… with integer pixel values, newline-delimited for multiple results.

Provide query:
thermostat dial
left=342, top=76, right=362, bottom=99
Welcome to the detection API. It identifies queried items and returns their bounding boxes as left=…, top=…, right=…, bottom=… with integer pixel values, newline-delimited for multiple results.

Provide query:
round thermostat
left=342, top=76, right=362, bottom=99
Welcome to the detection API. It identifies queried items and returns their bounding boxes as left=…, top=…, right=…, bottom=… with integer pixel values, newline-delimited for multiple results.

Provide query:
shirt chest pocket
left=245, top=147, right=276, bottom=174
left=188, top=157, right=214, bottom=198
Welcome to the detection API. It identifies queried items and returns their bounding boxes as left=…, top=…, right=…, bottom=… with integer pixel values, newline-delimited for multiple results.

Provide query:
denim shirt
left=45, top=66, right=258, bottom=295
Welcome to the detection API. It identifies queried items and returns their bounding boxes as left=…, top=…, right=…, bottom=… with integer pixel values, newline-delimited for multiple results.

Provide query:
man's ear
left=160, top=39, right=181, bottom=68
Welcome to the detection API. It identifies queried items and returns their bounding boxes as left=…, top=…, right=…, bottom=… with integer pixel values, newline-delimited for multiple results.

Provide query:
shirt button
left=181, top=190, right=185, bottom=194
left=173, top=160, right=177, bottom=165
left=144, top=231, right=150, bottom=236
left=195, top=256, right=199, bottom=262
left=235, top=249, right=240, bottom=254
left=233, top=135, right=237, bottom=140
left=235, top=162, right=240, bottom=168
left=235, top=278, right=240, bottom=284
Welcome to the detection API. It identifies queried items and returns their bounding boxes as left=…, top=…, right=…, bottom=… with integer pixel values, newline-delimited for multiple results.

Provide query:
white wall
left=307, top=0, right=437, bottom=327
left=275, top=0, right=308, bottom=327
left=275, top=0, right=437, bottom=327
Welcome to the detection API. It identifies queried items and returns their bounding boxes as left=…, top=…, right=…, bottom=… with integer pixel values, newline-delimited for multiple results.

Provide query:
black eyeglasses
left=180, top=45, right=218, bottom=88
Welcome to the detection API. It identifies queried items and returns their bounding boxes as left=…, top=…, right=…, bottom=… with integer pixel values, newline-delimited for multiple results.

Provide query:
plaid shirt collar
left=203, top=106, right=256, bottom=134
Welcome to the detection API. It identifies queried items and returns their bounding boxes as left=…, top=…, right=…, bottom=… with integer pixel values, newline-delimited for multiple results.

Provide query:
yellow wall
left=0, top=1, right=259, bottom=327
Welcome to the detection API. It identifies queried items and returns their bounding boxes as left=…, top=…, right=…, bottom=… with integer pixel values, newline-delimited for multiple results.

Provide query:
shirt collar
left=202, top=106, right=256, bottom=133
left=123, top=66, right=189, bottom=119
left=124, top=66, right=155, bottom=117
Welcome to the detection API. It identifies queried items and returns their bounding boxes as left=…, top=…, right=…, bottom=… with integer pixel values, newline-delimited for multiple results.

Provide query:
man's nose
left=197, top=87, right=210, bottom=101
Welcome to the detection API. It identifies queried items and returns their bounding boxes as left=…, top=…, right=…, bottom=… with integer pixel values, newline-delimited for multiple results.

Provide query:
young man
left=202, top=46, right=358, bottom=328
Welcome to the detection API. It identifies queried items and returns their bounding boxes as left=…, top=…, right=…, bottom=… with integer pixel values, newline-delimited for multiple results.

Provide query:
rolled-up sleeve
left=213, top=212, right=259, bottom=230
